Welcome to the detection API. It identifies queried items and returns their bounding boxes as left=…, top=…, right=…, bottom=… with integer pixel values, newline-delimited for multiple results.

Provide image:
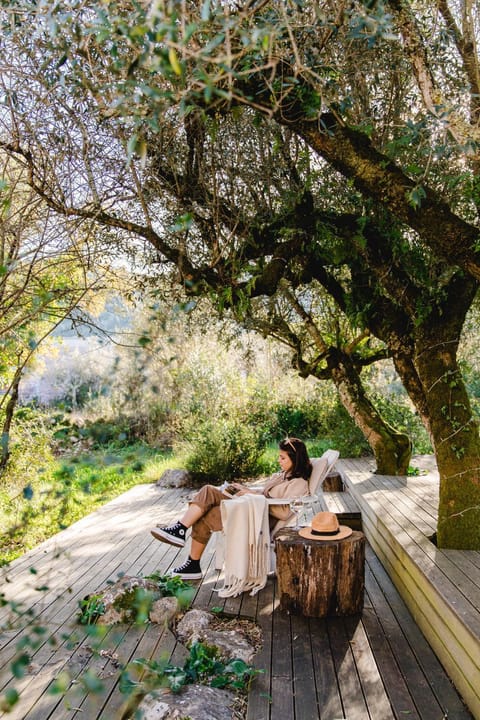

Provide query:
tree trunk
left=0, top=366, right=22, bottom=474
left=414, top=326, right=480, bottom=549
left=367, top=271, right=480, bottom=549
left=275, top=528, right=365, bottom=617
left=325, top=349, right=412, bottom=475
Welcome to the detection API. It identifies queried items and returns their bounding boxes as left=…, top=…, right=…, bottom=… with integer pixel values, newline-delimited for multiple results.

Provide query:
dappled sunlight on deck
left=0, top=463, right=474, bottom=719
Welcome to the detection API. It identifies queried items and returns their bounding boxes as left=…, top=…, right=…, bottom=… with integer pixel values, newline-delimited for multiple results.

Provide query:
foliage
left=369, top=391, right=432, bottom=455
left=51, top=414, right=135, bottom=451
left=319, top=401, right=372, bottom=458
left=120, top=641, right=262, bottom=698
left=77, top=573, right=194, bottom=625
left=179, top=420, right=268, bottom=485
left=77, top=594, right=106, bottom=625
left=267, top=383, right=370, bottom=456
left=0, top=592, right=56, bottom=711
left=0, top=404, right=54, bottom=486
left=0, top=443, right=170, bottom=565
left=143, top=572, right=195, bottom=608
left=0, top=157, right=111, bottom=470
left=0, top=569, right=197, bottom=713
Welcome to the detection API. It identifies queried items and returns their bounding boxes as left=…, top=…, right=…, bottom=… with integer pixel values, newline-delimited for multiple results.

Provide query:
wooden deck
left=0, top=468, right=474, bottom=720
left=339, top=456, right=480, bottom=720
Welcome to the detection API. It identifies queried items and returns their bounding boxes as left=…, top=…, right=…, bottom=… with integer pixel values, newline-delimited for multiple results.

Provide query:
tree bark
left=379, top=277, right=480, bottom=548
left=414, top=323, right=480, bottom=548
left=324, top=348, right=412, bottom=475
left=0, top=366, right=22, bottom=474
left=275, top=528, right=365, bottom=617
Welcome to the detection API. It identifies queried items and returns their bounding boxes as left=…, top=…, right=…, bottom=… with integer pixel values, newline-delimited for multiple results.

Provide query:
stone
left=175, top=609, right=213, bottom=644
left=156, top=469, right=191, bottom=488
left=87, top=575, right=179, bottom=625
left=100, top=606, right=125, bottom=625
left=138, top=684, right=235, bottom=720
left=175, top=610, right=256, bottom=663
left=149, top=596, right=180, bottom=626
left=200, top=628, right=255, bottom=664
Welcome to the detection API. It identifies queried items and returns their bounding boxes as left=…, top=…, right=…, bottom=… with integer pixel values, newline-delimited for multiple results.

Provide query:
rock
left=175, top=609, right=213, bottom=644
left=100, top=606, right=125, bottom=625
left=92, top=576, right=163, bottom=624
left=156, top=469, right=191, bottom=488
left=138, top=684, right=235, bottom=720
left=175, top=610, right=256, bottom=663
left=200, top=629, right=255, bottom=664
left=149, top=597, right=180, bottom=626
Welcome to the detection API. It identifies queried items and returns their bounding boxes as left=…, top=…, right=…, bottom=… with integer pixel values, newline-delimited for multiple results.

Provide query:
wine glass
left=290, top=497, right=305, bottom=530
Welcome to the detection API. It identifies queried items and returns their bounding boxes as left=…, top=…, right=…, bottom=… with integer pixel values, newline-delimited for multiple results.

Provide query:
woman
left=150, top=437, right=312, bottom=580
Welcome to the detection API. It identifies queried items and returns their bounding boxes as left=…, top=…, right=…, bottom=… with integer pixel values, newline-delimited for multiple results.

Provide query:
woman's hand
left=232, top=482, right=259, bottom=496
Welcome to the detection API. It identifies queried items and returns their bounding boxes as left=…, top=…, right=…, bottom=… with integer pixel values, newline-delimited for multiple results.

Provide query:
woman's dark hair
left=279, top=437, right=312, bottom=481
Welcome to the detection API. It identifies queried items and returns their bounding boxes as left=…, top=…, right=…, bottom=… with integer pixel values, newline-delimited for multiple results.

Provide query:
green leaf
left=118, top=670, right=138, bottom=694
left=80, top=669, right=104, bottom=694
left=49, top=670, right=71, bottom=694
left=11, top=653, right=30, bottom=679
left=211, top=674, right=230, bottom=687
left=407, top=185, right=426, bottom=209
left=127, top=133, right=139, bottom=158
left=138, top=334, right=152, bottom=347
left=23, top=484, right=34, bottom=500
left=0, top=688, right=19, bottom=711
left=166, top=667, right=188, bottom=692
left=168, top=47, right=182, bottom=76
left=224, top=658, right=250, bottom=674
left=169, top=212, right=193, bottom=232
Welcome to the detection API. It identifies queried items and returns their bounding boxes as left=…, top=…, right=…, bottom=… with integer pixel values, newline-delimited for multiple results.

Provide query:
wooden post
left=275, top=528, right=365, bottom=617
left=323, top=471, right=344, bottom=492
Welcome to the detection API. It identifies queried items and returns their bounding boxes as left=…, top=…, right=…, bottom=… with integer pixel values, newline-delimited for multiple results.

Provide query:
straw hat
left=299, top=511, right=352, bottom=541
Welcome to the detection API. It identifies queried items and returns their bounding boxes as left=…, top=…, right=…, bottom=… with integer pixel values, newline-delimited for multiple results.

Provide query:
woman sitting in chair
left=150, top=437, right=312, bottom=579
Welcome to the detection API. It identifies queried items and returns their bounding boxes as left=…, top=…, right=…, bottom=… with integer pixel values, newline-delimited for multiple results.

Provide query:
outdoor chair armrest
left=266, top=496, right=306, bottom=505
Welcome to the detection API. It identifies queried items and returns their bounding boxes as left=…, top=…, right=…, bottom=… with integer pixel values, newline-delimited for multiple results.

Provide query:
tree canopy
left=1, top=0, right=480, bottom=547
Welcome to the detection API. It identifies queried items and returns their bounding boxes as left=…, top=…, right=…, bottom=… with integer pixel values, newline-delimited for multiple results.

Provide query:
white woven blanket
left=218, top=494, right=270, bottom=598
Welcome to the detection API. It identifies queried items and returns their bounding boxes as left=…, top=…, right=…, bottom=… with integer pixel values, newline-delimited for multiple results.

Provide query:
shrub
left=177, top=420, right=267, bottom=485
left=319, top=401, right=371, bottom=457
left=369, top=391, right=432, bottom=454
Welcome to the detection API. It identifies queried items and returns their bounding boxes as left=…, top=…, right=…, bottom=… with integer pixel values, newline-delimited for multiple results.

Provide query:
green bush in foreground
left=120, top=641, right=262, bottom=698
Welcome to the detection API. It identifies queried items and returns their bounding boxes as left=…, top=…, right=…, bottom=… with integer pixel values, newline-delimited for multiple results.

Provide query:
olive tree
left=1, top=0, right=480, bottom=547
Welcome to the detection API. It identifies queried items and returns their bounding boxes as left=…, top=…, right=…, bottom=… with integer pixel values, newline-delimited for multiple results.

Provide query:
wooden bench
left=338, top=457, right=480, bottom=720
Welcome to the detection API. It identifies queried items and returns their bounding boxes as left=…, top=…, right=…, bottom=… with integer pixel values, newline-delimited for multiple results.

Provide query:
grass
left=0, top=444, right=174, bottom=566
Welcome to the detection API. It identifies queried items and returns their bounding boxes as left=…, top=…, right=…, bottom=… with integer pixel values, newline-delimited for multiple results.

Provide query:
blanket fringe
left=217, top=571, right=268, bottom=598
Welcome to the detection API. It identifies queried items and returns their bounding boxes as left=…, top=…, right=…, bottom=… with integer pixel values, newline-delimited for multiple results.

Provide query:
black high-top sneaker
left=151, top=521, right=187, bottom=547
left=169, top=557, right=202, bottom=580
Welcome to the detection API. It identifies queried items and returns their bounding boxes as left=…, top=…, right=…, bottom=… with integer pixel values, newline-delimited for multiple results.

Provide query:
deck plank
left=309, top=617, right=344, bottom=720
left=291, top=614, right=318, bottom=720
left=327, top=616, right=371, bottom=720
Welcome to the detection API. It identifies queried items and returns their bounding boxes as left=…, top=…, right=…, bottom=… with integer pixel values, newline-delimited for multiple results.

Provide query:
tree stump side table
left=275, top=528, right=365, bottom=617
